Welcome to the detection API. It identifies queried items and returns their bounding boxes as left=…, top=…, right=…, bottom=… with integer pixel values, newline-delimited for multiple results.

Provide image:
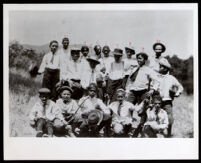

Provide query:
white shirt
left=29, top=99, right=63, bottom=121
left=66, top=59, right=82, bottom=80
left=147, top=55, right=164, bottom=73
left=77, top=96, right=109, bottom=116
left=126, top=65, right=159, bottom=91
left=123, top=58, right=138, bottom=75
left=157, top=73, right=184, bottom=101
left=56, top=98, right=78, bottom=115
left=145, top=108, right=169, bottom=130
left=80, top=63, right=101, bottom=89
left=108, top=100, right=140, bottom=125
left=108, top=61, right=125, bottom=80
left=99, top=56, right=114, bottom=74
left=38, top=51, right=61, bottom=73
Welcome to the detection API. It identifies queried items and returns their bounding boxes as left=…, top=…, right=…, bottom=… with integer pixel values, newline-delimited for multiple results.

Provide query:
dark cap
left=38, top=88, right=51, bottom=94
left=136, top=52, right=149, bottom=61
left=59, top=86, right=73, bottom=94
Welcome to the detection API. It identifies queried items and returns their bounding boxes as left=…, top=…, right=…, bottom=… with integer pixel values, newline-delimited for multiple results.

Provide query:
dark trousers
left=36, top=118, right=53, bottom=136
left=107, top=78, right=123, bottom=103
left=162, top=100, right=173, bottom=137
left=42, top=68, right=60, bottom=101
left=127, top=89, right=148, bottom=105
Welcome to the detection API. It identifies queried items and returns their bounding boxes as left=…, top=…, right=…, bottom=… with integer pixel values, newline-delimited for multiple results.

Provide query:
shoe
left=36, top=131, right=43, bottom=137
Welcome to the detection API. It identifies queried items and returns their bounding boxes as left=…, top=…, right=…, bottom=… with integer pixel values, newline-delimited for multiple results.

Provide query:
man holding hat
left=156, top=58, right=183, bottom=137
left=107, top=48, right=126, bottom=102
left=29, top=88, right=64, bottom=137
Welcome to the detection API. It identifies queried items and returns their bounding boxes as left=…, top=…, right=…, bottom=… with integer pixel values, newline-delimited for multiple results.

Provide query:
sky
left=9, top=10, right=194, bottom=59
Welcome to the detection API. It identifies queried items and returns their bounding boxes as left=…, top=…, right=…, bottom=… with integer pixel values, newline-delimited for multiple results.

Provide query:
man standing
left=157, top=58, right=183, bottom=137
left=147, top=42, right=166, bottom=72
left=38, top=40, right=60, bottom=101
left=59, top=37, right=71, bottom=80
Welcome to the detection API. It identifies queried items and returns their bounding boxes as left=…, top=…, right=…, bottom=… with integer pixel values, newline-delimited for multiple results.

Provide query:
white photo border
left=3, top=3, right=199, bottom=160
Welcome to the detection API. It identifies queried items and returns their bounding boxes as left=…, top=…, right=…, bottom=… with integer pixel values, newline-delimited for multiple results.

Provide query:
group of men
left=29, top=37, right=184, bottom=138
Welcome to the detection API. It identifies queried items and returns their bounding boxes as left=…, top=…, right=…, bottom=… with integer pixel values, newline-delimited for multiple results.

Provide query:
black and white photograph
left=3, top=3, right=198, bottom=160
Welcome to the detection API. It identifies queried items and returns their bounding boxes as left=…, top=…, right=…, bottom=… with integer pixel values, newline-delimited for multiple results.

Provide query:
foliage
left=165, top=55, right=193, bottom=95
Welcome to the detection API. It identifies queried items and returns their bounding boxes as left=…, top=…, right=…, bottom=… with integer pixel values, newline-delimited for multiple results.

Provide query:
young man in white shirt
left=107, top=89, right=140, bottom=137
left=107, top=48, right=126, bottom=102
left=38, top=40, right=61, bottom=101
left=80, top=55, right=101, bottom=90
left=157, top=58, right=183, bottom=137
left=65, top=48, right=82, bottom=80
left=142, top=92, right=169, bottom=138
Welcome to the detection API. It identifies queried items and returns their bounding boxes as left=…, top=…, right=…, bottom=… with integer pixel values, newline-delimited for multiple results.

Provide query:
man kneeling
left=142, top=92, right=169, bottom=138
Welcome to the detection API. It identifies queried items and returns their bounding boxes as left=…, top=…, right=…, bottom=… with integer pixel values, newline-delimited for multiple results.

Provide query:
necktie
left=90, top=69, right=95, bottom=83
left=130, top=66, right=140, bottom=82
left=74, top=62, right=77, bottom=72
left=50, top=54, right=55, bottom=64
left=117, top=101, right=122, bottom=116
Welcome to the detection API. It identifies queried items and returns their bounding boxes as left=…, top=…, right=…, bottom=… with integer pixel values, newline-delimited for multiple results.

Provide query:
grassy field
left=8, top=68, right=194, bottom=137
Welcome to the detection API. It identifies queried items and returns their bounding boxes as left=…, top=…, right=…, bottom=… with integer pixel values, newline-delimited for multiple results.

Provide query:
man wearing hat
left=147, top=42, right=166, bottom=72
left=29, top=88, right=64, bottom=137
left=55, top=86, right=78, bottom=137
left=94, top=45, right=102, bottom=60
left=156, top=58, right=183, bottom=137
left=107, top=48, right=126, bottom=102
left=38, top=40, right=61, bottom=101
left=65, top=48, right=82, bottom=80
left=107, top=88, right=140, bottom=137
left=96, top=73, right=108, bottom=104
left=73, top=83, right=110, bottom=137
left=123, top=46, right=138, bottom=89
left=80, top=55, right=101, bottom=90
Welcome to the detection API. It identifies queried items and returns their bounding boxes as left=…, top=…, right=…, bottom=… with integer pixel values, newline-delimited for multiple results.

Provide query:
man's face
left=71, top=53, right=80, bottom=61
left=81, top=48, right=89, bottom=57
left=137, top=55, right=146, bottom=66
left=39, top=94, right=49, bottom=105
left=116, top=92, right=125, bottom=103
left=50, top=42, right=58, bottom=54
left=154, top=45, right=163, bottom=53
left=126, top=49, right=133, bottom=59
left=89, top=61, right=97, bottom=69
left=61, top=90, right=71, bottom=103
left=103, top=48, right=110, bottom=57
left=159, top=64, right=169, bottom=74
left=62, top=39, right=69, bottom=49
left=114, top=55, right=121, bottom=62
left=94, top=46, right=102, bottom=55
left=153, top=99, right=161, bottom=110
left=88, top=88, right=96, bottom=98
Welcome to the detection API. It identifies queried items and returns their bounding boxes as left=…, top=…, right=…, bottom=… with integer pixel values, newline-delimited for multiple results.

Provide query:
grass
left=8, top=68, right=194, bottom=137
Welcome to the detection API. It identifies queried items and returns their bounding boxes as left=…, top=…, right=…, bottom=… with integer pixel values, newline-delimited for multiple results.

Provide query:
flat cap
left=113, top=48, right=123, bottom=56
left=38, top=88, right=51, bottom=94
left=59, top=86, right=73, bottom=94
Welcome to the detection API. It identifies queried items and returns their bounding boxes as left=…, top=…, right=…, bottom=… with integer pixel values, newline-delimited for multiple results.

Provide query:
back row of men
left=30, top=37, right=183, bottom=137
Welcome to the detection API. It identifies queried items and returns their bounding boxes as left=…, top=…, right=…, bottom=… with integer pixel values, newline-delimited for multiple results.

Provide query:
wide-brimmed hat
left=153, top=43, right=166, bottom=53
left=59, top=86, right=73, bottom=94
left=113, top=48, right=123, bottom=56
left=38, top=88, right=51, bottom=94
left=159, top=58, right=171, bottom=69
left=125, top=46, right=135, bottom=54
left=86, top=56, right=100, bottom=64
left=87, top=110, right=104, bottom=125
